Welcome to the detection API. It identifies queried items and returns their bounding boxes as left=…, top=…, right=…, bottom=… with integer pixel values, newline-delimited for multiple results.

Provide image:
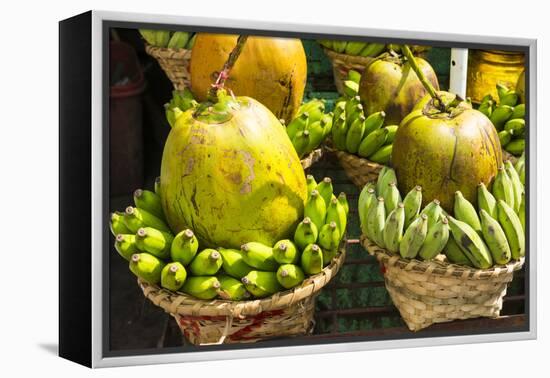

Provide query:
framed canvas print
left=59, top=10, right=537, bottom=368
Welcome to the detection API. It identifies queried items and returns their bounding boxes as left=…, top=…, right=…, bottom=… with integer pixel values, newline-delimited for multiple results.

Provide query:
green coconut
left=159, top=91, right=307, bottom=249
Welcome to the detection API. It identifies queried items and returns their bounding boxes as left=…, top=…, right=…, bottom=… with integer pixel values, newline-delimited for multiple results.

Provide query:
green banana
left=383, top=203, right=405, bottom=254
left=218, top=248, right=253, bottom=279
left=478, top=100, right=494, bottom=117
left=316, top=177, right=334, bottom=207
left=272, top=239, right=299, bottom=264
left=217, top=274, right=250, bottom=301
left=294, top=217, right=319, bottom=251
left=318, top=40, right=334, bottom=50
left=345, top=96, right=361, bottom=119
left=418, top=216, right=450, bottom=260
left=189, top=249, right=223, bottom=276
left=138, top=29, right=157, bottom=45
left=444, top=236, right=473, bottom=266
left=300, top=244, right=324, bottom=275
left=518, top=162, right=525, bottom=185
left=346, top=115, right=366, bottom=153
left=489, top=105, right=514, bottom=130
left=306, top=120, right=325, bottom=151
left=514, top=151, right=525, bottom=174
left=383, top=182, right=402, bottom=214
left=154, top=176, right=161, bottom=195
left=332, top=40, right=347, bottom=53
left=359, top=186, right=377, bottom=230
left=498, top=130, right=512, bottom=146
left=129, top=253, right=165, bottom=285
left=399, top=214, right=428, bottom=259
left=519, top=192, right=525, bottom=232
left=135, top=227, right=173, bottom=259
left=504, top=118, right=525, bottom=137
left=346, top=104, right=364, bottom=127
left=362, top=111, right=386, bottom=136
left=154, top=30, right=171, bottom=47
left=403, top=185, right=422, bottom=228
left=240, top=242, right=278, bottom=271
left=171, top=229, right=199, bottom=266
left=496, top=83, right=510, bottom=101
left=345, top=41, right=368, bottom=55
left=419, top=199, right=443, bottom=229
left=333, top=101, right=346, bottom=121
left=134, top=189, right=164, bottom=219
left=114, top=234, right=139, bottom=261
left=360, top=43, right=386, bottom=57
left=478, top=183, right=498, bottom=219
left=384, top=125, right=399, bottom=145
left=453, top=191, right=482, bottom=234
left=185, top=34, right=197, bottom=49
left=343, top=80, right=360, bottom=98
left=338, top=192, right=349, bottom=215
left=306, top=174, right=317, bottom=196
left=305, top=190, right=327, bottom=231
left=447, top=217, right=493, bottom=269
left=292, top=129, right=311, bottom=158
left=358, top=128, right=388, bottom=158
left=286, top=112, right=309, bottom=140
left=160, top=262, right=187, bottom=291
left=181, top=276, right=221, bottom=300
left=320, top=114, right=334, bottom=138
left=367, top=197, right=386, bottom=248
left=326, top=197, right=347, bottom=235
left=505, top=139, right=525, bottom=156
left=110, top=211, right=131, bottom=237
left=167, top=31, right=190, bottom=49
left=505, top=160, right=524, bottom=213
left=123, top=206, right=170, bottom=233
left=331, top=114, right=348, bottom=151
left=377, top=167, right=397, bottom=198
left=511, top=103, right=525, bottom=119
left=492, top=166, right=515, bottom=211
left=500, top=90, right=519, bottom=107
left=369, top=145, right=392, bottom=164
left=298, top=99, right=325, bottom=116
left=480, top=209, right=512, bottom=265
left=276, top=264, right=306, bottom=289
left=497, top=200, right=525, bottom=259
left=241, top=271, right=282, bottom=298
left=347, top=69, right=362, bottom=84
left=318, top=221, right=341, bottom=263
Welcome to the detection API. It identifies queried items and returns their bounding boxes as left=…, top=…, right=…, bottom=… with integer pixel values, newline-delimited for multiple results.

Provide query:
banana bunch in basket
left=361, top=163, right=525, bottom=268
left=110, top=177, right=349, bottom=301
left=331, top=70, right=396, bottom=164
left=478, top=83, right=526, bottom=156
left=139, top=29, right=197, bottom=49
left=318, top=40, right=387, bottom=57
left=286, top=99, right=333, bottom=158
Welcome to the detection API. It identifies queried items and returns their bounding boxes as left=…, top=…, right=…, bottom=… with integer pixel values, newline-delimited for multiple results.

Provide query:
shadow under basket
left=138, top=245, right=346, bottom=345
left=145, top=44, right=192, bottom=90
left=361, top=236, right=524, bottom=331
left=330, top=148, right=386, bottom=188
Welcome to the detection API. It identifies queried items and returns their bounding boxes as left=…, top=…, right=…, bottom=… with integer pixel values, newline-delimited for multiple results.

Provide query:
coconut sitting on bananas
left=110, top=36, right=348, bottom=300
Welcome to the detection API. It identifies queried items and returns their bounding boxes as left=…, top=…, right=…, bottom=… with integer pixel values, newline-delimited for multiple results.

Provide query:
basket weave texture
left=323, top=48, right=376, bottom=95
left=145, top=44, right=192, bottom=90
left=300, top=147, right=324, bottom=170
left=331, top=149, right=385, bottom=188
left=138, top=245, right=346, bottom=345
left=361, top=236, right=524, bottom=331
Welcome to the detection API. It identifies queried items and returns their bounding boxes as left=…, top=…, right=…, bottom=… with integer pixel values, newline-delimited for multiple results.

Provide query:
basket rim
left=300, top=147, right=324, bottom=170
left=322, top=47, right=376, bottom=65
left=361, top=235, right=524, bottom=279
left=144, top=43, right=191, bottom=58
left=138, top=243, right=346, bottom=317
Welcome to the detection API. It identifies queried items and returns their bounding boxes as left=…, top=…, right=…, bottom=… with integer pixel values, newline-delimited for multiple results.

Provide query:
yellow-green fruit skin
left=129, top=253, right=165, bottom=285
left=189, top=249, right=223, bottom=276
left=218, top=248, right=253, bottom=279
left=392, top=92, right=502, bottom=212
left=181, top=276, right=220, bottom=300
left=276, top=264, right=305, bottom=289
left=444, top=236, right=473, bottom=266
left=160, top=96, right=307, bottom=249
left=242, top=271, right=283, bottom=298
left=160, top=262, right=187, bottom=291
left=480, top=210, right=511, bottom=265
left=217, top=275, right=250, bottom=301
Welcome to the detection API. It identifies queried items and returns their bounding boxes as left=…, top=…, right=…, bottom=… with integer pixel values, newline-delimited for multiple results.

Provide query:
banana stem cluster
left=402, top=45, right=445, bottom=112
left=208, top=35, right=250, bottom=101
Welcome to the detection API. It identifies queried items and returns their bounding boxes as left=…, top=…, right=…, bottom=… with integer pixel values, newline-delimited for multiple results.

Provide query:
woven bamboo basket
left=300, top=147, right=324, bottom=170
left=329, top=148, right=385, bottom=188
left=502, top=149, right=519, bottom=165
left=145, top=44, right=192, bottom=90
left=322, top=48, right=376, bottom=95
left=138, top=245, right=346, bottom=345
left=361, top=236, right=524, bottom=331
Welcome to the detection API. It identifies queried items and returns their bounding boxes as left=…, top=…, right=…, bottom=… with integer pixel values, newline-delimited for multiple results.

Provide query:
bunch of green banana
left=331, top=70, right=396, bottom=165
left=139, top=30, right=196, bottom=49
left=286, top=98, right=333, bottom=158
left=165, top=89, right=199, bottom=127
left=317, top=40, right=387, bottom=57
left=111, top=176, right=350, bottom=300
left=478, top=84, right=526, bottom=156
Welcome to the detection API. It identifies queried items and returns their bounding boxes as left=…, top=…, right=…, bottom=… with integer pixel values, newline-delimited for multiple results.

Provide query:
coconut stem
left=208, top=35, right=249, bottom=101
left=402, top=45, right=445, bottom=111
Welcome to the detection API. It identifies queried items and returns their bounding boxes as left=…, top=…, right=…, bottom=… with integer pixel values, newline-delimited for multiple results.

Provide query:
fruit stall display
left=108, top=31, right=527, bottom=349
